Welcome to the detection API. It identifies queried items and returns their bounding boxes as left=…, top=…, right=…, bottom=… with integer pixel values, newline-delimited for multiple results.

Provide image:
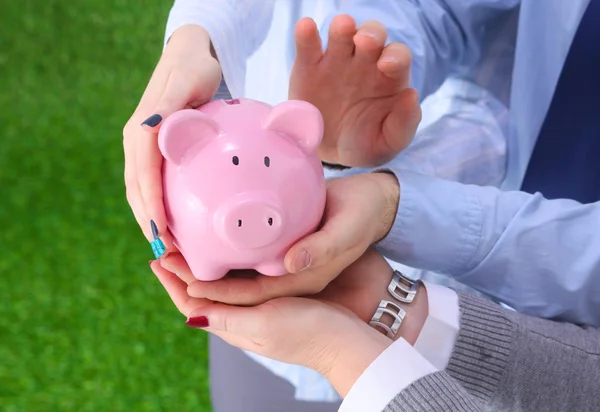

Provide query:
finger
left=284, top=197, right=370, bottom=273
left=377, top=42, right=412, bottom=85
left=324, top=14, right=356, bottom=60
left=137, top=69, right=219, bottom=237
left=353, top=20, right=388, bottom=64
left=285, top=227, right=365, bottom=275
left=380, top=87, right=421, bottom=160
left=122, top=63, right=172, bottom=240
left=124, top=153, right=151, bottom=239
left=187, top=299, right=299, bottom=341
left=187, top=272, right=326, bottom=306
left=140, top=62, right=221, bottom=132
left=150, top=260, right=213, bottom=316
left=294, top=17, right=323, bottom=66
left=185, top=302, right=272, bottom=354
left=160, top=252, right=197, bottom=284
left=187, top=302, right=256, bottom=333
left=187, top=275, right=273, bottom=305
left=135, top=126, right=166, bottom=238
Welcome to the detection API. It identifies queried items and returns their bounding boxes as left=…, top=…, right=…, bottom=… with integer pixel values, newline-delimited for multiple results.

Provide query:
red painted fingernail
left=186, top=316, right=209, bottom=328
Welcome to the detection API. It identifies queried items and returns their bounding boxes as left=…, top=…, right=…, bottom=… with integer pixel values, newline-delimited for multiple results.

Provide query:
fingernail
left=141, top=114, right=162, bottom=127
left=186, top=316, right=209, bottom=328
left=148, top=260, right=155, bottom=266
left=149, top=220, right=166, bottom=258
left=379, top=55, right=399, bottom=63
left=293, top=250, right=311, bottom=272
left=151, top=238, right=166, bottom=259
left=150, top=219, right=159, bottom=239
left=356, top=29, right=380, bottom=40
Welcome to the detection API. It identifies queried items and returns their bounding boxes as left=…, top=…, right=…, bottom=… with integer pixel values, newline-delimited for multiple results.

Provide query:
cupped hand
left=150, top=248, right=395, bottom=396
left=123, top=24, right=221, bottom=243
left=181, top=171, right=400, bottom=306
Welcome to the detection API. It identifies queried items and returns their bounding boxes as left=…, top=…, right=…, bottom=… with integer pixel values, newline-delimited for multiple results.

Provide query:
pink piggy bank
left=158, top=98, right=326, bottom=281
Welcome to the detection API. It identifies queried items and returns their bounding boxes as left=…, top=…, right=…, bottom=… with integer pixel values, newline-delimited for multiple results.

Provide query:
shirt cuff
left=415, top=281, right=460, bottom=370
left=339, top=339, right=436, bottom=412
left=340, top=282, right=459, bottom=411
left=375, top=169, right=484, bottom=275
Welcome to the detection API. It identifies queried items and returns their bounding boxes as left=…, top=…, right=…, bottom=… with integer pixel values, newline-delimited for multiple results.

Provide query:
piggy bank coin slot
left=224, top=99, right=241, bottom=105
left=264, top=156, right=270, bottom=167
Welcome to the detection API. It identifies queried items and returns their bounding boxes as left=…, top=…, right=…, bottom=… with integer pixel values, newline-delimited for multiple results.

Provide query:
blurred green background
left=0, top=1, right=211, bottom=410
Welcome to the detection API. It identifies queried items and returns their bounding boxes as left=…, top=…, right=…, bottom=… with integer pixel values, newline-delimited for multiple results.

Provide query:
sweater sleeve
left=385, top=293, right=600, bottom=411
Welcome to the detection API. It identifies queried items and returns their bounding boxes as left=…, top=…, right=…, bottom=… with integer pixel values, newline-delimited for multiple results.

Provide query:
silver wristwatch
left=369, top=270, right=419, bottom=339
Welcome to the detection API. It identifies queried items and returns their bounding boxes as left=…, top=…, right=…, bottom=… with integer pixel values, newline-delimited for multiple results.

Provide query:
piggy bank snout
left=215, top=195, right=284, bottom=250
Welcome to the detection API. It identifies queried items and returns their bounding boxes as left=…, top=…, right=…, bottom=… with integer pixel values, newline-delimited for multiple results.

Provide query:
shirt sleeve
left=164, top=0, right=276, bottom=97
left=319, top=0, right=520, bottom=99
left=377, top=169, right=600, bottom=326
left=415, top=281, right=460, bottom=370
left=324, top=77, right=509, bottom=192
left=339, top=339, right=436, bottom=412
left=339, top=283, right=460, bottom=411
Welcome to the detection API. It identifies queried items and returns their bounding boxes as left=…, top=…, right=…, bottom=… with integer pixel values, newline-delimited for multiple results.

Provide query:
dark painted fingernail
left=186, top=316, right=209, bottom=328
left=150, top=219, right=159, bottom=239
left=150, top=221, right=165, bottom=258
left=141, top=114, right=162, bottom=127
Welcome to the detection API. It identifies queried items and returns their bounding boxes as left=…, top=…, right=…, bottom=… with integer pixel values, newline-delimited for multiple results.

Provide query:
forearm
left=384, top=290, right=600, bottom=412
left=329, top=253, right=459, bottom=410
left=443, top=293, right=600, bottom=411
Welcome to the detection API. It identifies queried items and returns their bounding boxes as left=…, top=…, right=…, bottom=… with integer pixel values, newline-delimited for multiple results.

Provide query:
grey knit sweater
left=384, top=293, right=600, bottom=412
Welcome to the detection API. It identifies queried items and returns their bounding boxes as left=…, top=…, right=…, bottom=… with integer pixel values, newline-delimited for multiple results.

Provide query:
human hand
left=151, top=249, right=409, bottom=397
left=289, top=15, right=421, bottom=167
left=123, top=24, right=221, bottom=249
left=177, top=171, right=399, bottom=306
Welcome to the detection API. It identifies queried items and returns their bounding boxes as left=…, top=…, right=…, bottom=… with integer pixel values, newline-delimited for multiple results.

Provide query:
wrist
left=324, top=321, right=392, bottom=397
left=166, top=24, right=213, bottom=57
left=365, top=258, right=428, bottom=345
left=391, top=283, right=428, bottom=345
left=371, top=171, right=400, bottom=242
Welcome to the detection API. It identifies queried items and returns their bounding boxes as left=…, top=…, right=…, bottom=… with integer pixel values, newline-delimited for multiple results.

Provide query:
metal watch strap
left=369, top=300, right=407, bottom=339
left=369, top=270, right=418, bottom=339
left=388, top=270, right=418, bottom=303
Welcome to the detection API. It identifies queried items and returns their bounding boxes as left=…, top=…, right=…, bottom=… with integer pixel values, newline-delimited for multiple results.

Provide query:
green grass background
left=0, top=1, right=212, bottom=410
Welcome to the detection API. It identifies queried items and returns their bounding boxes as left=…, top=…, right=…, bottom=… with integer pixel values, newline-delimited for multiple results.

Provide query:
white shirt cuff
left=415, top=280, right=460, bottom=369
left=339, top=338, right=436, bottom=412
left=339, top=282, right=460, bottom=411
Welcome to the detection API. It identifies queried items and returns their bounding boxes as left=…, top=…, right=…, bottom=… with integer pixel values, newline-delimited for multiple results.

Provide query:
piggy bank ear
left=264, top=100, right=324, bottom=154
left=158, top=109, right=220, bottom=165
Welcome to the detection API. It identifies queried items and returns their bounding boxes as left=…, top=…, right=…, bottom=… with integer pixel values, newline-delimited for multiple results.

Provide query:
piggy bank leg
left=184, top=254, right=229, bottom=281
left=254, top=260, right=287, bottom=277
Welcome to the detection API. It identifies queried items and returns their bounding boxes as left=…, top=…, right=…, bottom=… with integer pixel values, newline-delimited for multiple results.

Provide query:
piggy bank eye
left=264, top=156, right=270, bottom=167
left=232, top=156, right=239, bottom=165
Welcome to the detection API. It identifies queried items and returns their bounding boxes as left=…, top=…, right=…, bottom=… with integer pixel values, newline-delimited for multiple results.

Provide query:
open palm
left=289, top=15, right=421, bottom=167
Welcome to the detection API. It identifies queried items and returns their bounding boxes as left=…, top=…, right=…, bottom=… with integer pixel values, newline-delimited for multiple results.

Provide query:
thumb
left=284, top=213, right=365, bottom=274
left=140, top=71, right=217, bottom=131
left=380, top=87, right=421, bottom=162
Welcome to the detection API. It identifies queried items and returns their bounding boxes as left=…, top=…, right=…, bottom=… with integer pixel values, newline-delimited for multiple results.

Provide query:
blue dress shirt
left=165, top=0, right=599, bottom=402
